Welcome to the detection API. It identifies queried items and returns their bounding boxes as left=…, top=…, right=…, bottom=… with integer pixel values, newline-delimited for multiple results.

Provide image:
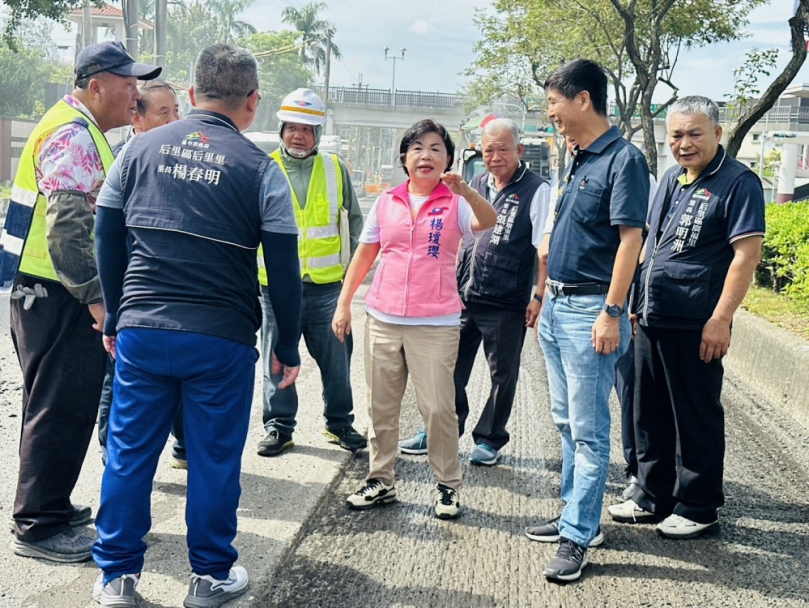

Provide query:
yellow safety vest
left=258, top=150, right=344, bottom=286
left=15, top=100, right=113, bottom=281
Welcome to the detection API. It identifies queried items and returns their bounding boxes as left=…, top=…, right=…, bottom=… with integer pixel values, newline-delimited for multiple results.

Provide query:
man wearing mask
left=257, top=88, right=365, bottom=457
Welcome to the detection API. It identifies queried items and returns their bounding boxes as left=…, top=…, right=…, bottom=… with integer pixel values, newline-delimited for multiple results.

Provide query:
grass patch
left=742, top=285, right=809, bottom=341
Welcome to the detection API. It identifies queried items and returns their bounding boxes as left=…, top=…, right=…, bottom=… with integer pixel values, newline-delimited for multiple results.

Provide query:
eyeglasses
left=247, top=90, right=261, bottom=102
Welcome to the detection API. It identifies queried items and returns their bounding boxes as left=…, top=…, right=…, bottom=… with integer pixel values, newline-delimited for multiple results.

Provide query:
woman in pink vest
left=332, top=119, right=496, bottom=519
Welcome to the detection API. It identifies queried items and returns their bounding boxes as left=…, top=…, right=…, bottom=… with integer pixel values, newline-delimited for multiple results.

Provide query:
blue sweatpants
left=92, top=328, right=258, bottom=582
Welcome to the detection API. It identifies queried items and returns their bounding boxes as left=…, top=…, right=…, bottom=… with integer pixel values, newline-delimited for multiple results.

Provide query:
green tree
left=281, top=1, right=341, bottom=76
left=725, top=0, right=809, bottom=157
left=467, top=0, right=765, bottom=173
left=1, top=0, right=104, bottom=48
left=239, top=30, right=311, bottom=131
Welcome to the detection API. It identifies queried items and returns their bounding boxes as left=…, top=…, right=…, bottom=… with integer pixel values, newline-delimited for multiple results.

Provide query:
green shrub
left=757, top=201, right=809, bottom=304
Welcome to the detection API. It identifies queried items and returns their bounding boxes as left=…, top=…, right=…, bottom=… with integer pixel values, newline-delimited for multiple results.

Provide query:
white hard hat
left=276, top=88, right=326, bottom=126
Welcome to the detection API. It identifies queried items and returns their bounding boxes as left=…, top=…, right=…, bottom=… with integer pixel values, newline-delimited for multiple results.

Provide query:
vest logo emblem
left=693, top=188, right=711, bottom=201
left=428, top=207, right=448, bottom=216
left=184, top=131, right=209, bottom=144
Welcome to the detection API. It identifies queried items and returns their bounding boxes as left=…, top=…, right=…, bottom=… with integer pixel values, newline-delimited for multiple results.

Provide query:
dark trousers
left=93, top=328, right=257, bottom=580
left=454, top=302, right=527, bottom=450
left=98, top=354, right=185, bottom=465
left=614, top=340, right=637, bottom=477
left=632, top=325, right=725, bottom=524
left=10, top=274, right=106, bottom=541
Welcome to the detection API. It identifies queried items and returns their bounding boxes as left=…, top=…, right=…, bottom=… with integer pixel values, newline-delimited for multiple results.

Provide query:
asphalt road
left=259, top=336, right=809, bottom=608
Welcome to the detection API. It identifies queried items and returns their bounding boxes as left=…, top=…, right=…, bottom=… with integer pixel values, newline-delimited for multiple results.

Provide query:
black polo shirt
left=547, top=126, right=649, bottom=284
left=637, top=146, right=765, bottom=330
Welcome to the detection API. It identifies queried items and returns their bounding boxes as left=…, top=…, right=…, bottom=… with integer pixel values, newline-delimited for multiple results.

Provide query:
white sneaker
left=346, top=478, right=397, bottom=510
left=92, top=572, right=140, bottom=607
left=607, top=499, right=657, bottom=523
left=656, top=514, right=719, bottom=539
left=183, top=566, right=249, bottom=608
left=434, top=483, right=461, bottom=520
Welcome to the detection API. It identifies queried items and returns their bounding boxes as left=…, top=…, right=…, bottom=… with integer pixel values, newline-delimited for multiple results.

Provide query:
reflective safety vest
left=258, top=150, right=343, bottom=286
left=9, top=101, right=113, bottom=282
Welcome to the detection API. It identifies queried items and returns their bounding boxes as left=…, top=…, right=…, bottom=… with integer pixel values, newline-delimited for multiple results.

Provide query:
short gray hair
left=194, top=44, right=258, bottom=110
left=482, top=118, right=521, bottom=148
left=667, top=95, right=720, bottom=128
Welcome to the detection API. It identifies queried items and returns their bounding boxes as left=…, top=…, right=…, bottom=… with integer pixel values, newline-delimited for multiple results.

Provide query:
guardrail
left=313, top=86, right=466, bottom=110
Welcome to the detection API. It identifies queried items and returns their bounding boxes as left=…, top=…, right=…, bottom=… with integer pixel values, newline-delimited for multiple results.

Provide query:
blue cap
left=75, top=41, right=161, bottom=81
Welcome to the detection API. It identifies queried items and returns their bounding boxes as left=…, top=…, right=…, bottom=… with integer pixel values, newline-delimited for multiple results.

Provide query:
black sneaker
left=525, top=518, right=603, bottom=547
left=324, top=426, right=368, bottom=451
left=256, top=429, right=293, bottom=457
left=13, top=525, right=96, bottom=563
left=544, top=538, right=589, bottom=582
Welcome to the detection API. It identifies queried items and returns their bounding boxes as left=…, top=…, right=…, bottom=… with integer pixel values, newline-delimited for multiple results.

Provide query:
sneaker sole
left=346, top=495, right=398, bottom=510
left=256, top=441, right=294, bottom=457
left=183, top=583, right=249, bottom=608
left=608, top=510, right=659, bottom=524
left=169, top=458, right=188, bottom=470
left=323, top=429, right=367, bottom=451
left=656, top=521, right=719, bottom=540
left=435, top=509, right=461, bottom=520
left=13, top=539, right=92, bottom=563
left=399, top=445, right=428, bottom=455
left=525, top=529, right=559, bottom=542
left=94, top=592, right=137, bottom=608
left=470, top=456, right=498, bottom=466
left=544, top=555, right=589, bottom=582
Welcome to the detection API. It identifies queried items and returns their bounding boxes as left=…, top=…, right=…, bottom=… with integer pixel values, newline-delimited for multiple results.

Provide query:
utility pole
left=123, top=0, right=139, bottom=59
left=323, top=28, right=332, bottom=103
left=82, top=0, right=92, bottom=49
left=383, top=46, right=406, bottom=107
left=155, top=0, right=167, bottom=69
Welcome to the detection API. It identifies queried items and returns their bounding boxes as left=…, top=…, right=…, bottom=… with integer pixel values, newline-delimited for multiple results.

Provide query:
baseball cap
left=75, top=41, right=162, bottom=81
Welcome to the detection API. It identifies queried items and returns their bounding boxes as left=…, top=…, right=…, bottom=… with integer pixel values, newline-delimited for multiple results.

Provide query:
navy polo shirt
left=637, top=146, right=765, bottom=330
left=547, top=126, right=649, bottom=284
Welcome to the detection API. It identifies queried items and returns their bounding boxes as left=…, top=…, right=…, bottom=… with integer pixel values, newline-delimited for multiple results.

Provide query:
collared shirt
left=547, top=126, right=649, bottom=284
left=36, top=95, right=106, bottom=208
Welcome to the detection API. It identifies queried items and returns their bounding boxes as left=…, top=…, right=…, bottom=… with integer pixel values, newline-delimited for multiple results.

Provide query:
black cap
left=75, top=41, right=162, bottom=81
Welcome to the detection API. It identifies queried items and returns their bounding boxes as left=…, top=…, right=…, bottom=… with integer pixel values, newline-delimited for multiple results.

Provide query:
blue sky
left=50, top=0, right=809, bottom=103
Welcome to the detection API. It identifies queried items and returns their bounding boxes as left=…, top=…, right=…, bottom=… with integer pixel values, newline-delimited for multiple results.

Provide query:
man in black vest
left=608, top=96, right=764, bottom=540
left=91, top=44, right=301, bottom=607
left=399, top=118, right=550, bottom=465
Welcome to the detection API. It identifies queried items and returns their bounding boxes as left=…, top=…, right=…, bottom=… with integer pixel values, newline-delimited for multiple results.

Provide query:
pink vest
left=365, top=181, right=464, bottom=317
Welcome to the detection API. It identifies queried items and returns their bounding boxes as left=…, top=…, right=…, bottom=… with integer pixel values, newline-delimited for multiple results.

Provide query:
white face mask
left=286, top=146, right=312, bottom=158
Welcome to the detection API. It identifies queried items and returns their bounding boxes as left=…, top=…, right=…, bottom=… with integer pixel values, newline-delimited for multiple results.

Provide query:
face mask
left=286, top=147, right=312, bottom=159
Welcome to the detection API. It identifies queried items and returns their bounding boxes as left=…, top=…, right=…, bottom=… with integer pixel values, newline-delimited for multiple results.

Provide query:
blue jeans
left=539, top=293, right=630, bottom=548
left=93, top=328, right=257, bottom=581
left=261, top=282, right=354, bottom=435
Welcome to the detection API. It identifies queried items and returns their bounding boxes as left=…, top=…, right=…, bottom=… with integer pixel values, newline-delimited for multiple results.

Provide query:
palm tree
left=281, top=1, right=341, bottom=76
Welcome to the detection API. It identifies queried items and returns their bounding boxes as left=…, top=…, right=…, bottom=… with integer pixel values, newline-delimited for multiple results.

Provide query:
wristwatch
left=533, top=293, right=543, bottom=303
left=603, top=303, right=622, bottom=318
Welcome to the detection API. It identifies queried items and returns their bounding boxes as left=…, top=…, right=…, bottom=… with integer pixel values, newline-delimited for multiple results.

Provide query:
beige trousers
left=364, top=315, right=462, bottom=491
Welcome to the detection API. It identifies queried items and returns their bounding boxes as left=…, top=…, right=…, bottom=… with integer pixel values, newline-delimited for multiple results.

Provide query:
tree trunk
left=726, top=0, right=809, bottom=158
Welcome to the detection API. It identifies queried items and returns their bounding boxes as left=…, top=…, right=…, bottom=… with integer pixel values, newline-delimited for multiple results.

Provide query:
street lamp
left=383, top=46, right=406, bottom=105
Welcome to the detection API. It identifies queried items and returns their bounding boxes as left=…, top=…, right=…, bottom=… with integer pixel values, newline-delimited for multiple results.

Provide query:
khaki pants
left=364, top=316, right=462, bottom=491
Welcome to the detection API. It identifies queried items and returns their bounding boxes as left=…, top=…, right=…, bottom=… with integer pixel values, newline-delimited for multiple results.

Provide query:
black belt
left=546, top=281, right=610, bottom=296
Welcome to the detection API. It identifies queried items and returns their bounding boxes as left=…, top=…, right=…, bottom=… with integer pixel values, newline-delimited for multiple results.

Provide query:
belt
left=546, top=280, right=610, bottom=297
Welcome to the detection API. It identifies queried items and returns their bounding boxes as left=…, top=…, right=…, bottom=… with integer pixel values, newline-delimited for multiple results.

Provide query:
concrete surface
left=725, top=309, right=809, bottom=428
left=260, top=333, right=809, bottom=608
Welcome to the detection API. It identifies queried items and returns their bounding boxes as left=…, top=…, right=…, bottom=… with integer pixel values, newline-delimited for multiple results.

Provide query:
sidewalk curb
left=725, top=309, right=809, bottom=428
left=240, top=449, right=360, bottom=607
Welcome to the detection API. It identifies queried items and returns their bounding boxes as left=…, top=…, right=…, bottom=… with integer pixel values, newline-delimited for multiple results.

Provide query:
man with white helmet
left=257, top=88, right=365, bottom=456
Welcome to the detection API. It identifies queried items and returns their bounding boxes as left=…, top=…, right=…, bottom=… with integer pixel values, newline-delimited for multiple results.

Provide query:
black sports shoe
left=256, top=429, right=293, bottom=457
left=544, top=538, right=589, bottom=582
left=324, top=426, right=368, bottom=451
left=525, top=518, right=603, bottom=547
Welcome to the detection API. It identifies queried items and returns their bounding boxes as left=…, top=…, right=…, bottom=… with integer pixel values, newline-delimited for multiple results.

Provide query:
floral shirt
left=35, top=95, right=106, bottom=209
